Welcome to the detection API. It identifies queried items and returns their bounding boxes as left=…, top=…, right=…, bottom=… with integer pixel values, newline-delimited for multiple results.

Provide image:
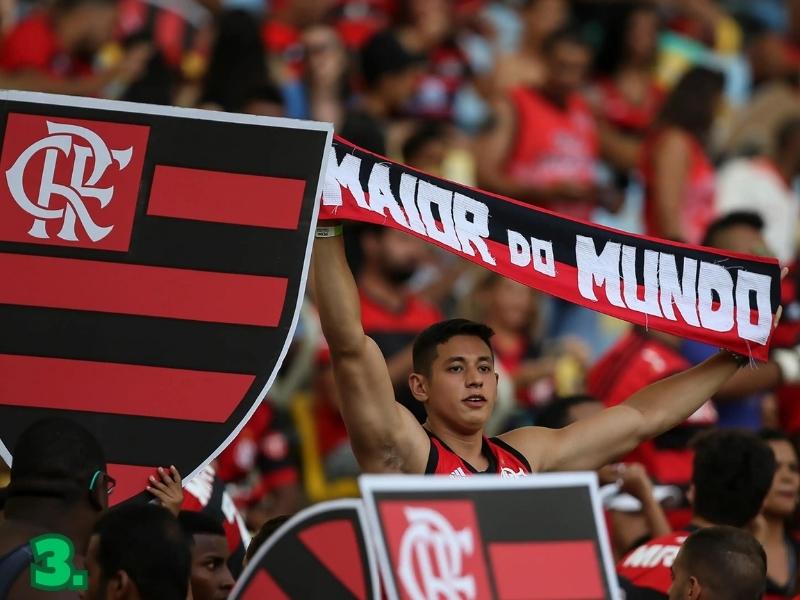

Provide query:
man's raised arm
left=500, top=351, right=744, bottom=472
left=311, top=229, right=428, bottom=474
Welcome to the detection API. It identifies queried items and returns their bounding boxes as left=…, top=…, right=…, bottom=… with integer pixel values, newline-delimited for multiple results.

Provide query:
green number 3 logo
left=29, top=534, right=88, bottom=591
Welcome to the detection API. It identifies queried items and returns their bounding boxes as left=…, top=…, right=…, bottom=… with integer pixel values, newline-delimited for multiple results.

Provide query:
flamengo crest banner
left=320, top=137, right=782, bottom=360
left=0, top=91, right=332, bottom=503
left=360, top=473, right=620, bottom=600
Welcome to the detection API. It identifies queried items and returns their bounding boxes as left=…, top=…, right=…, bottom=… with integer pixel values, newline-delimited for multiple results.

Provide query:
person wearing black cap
left=339, top=28, right=425, bottom=156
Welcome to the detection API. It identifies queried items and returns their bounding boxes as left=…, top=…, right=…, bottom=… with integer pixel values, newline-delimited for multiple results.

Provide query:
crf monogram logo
left=4, top=121, right=133, bottom=243
left=398, top=507, right=476, bottom=600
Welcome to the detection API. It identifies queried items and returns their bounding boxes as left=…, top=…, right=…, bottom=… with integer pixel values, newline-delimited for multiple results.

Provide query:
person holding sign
left=311, top=225, right=781, bottom=477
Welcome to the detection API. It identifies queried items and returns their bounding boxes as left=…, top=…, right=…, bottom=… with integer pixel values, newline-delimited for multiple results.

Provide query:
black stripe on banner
left=0, top=221, right=306, bottom=279
left=0, top=406, right=254, bottom=469
left=0, top=305, right=284, bottom=374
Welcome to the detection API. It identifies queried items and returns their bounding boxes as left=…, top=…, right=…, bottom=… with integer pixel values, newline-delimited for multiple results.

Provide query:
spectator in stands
left=178, top=511, right=236, bottom=600
left=214, top=403, right=303, bottom=531
left=618, top=430, right=776, bottom=599
left=182, top=464, right=251, bottom=579
left=476, top=27, right=600, bottom=221
left=339, top=28, right=425, bottom=155
left=716, top=117, right=800, bottom=265
left=0, top=0, right=150, bottom=97
left=396, top=0, right=472, bottom=122
left=640, top=66, right=724, bottom=244
left=588, top=326, right=718, bottom=488
left=492, top=0, right=569, bottom=93
left=0, top=418, right=109, bottom=600
left=352, top=224, right=441, bottom=423
left=299, top=24, right=350, bottom=124
left=681, top=213, right=800, bottom=432
left=755, top=430, right=800, bottom=599
left=590, top=4, right=664, bottom=180
left=200, top=10, right=270, bottom=113
left=668, top=526, right=767, bottom=600
left=83, top=504, right=191, bottom=600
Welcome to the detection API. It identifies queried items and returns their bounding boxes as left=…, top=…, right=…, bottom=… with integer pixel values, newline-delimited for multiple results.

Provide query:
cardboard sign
left=0, top=91, right=332, bottom=503
left=360, top=473, right=621, bottom=600
left=231, top=499, right=380, bottom=600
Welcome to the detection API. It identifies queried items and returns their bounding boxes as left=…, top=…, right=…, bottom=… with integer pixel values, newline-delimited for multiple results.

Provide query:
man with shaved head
left=668, top=526, right=767, bottom=600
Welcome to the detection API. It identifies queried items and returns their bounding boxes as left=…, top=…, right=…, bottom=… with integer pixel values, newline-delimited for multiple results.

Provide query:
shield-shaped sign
left=0, top=91, right=332, bottom=503
left=231, top=499, right=381, bottom=600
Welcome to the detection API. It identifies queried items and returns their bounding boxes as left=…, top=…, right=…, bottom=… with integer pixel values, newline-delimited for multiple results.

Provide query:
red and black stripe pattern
left=0, top=94, right=330, bottom=504
left=321, top=137, right=782, bottom=360
left=231, top=500, right=379, bottom=600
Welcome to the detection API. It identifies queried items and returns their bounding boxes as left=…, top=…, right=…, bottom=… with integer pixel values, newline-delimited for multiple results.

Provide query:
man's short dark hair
left=8, top=418, right=105, bottom=500
left=691, top=430, right=776, bottom=527
left=542, top=26, right=591, bottom=56
left=678, top=526, right=767, bottom=600
left=702, top=211, right=764, bottom=247
left=402, top=121, right=446, bottom=165
left=776, top=117, right=800, bottom=153
left=360, top=29, right=425, bottom=89
left=93, top=504, right=191, bottom=600
left=178, top=510, right=226, bottom=538
left=536, top=395, right=598, bottom=429
left=245, top=514, right=291, bottom=564
left=412, top=319, right=494, bottom=375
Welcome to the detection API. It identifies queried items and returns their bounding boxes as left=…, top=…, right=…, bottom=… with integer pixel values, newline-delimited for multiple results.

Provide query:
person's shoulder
left=0, top=12, right=57, bottom=68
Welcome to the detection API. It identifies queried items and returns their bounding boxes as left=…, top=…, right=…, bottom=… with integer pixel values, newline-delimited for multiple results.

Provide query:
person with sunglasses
left=0, top=418, right=182, bottom=599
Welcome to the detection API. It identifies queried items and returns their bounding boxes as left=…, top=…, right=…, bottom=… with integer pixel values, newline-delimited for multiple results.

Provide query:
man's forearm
left=312, top=233, right=366, bottom=355
left=624, top=352, right=741, bottom=441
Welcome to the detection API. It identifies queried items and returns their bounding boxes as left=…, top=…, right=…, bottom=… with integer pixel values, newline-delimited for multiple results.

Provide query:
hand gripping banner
left=320, top=137, right=781, bottom=361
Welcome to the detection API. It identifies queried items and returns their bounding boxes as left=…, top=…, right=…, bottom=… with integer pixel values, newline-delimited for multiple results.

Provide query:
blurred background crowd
left=2, top=0, right=800, bottom=594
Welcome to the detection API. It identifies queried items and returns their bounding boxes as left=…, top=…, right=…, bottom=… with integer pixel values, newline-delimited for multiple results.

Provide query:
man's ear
left=687, top=575, right=702, bottom=599
left=686, top=484, right=695, bottom=507
left=409, top=372, right=429, bottom=403
left=89, top=482, right=106, bottom=512
left=107, top=570, right=133, bottom=599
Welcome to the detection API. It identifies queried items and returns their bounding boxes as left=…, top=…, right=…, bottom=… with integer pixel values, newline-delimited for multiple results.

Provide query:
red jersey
left=618, top=529, right=690, bottom=598
left=504, top=87, right=599, bottom=221
left=215, top=403, right=299, bottom=506
left=593, top=77, right=664, bottom=134
left=587, top=330, right=716, bottom=485
left=425, top=431, right=531, bottom=478
left=641, top=129, right=715, bottom=245
left=0, top=12, right=92, bottom=78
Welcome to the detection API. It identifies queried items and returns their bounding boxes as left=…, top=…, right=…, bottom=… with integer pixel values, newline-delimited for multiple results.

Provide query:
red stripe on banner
left=107, top=464, right=159, bottom=507
left=488, top=541, right=604, bottom=600
left=0, top=354, right=254, bottom=422
left=148, top=165, right=305, bottom=229
left=0, top=253, right=287, bottom=327
left=240, top=571, right=291, bottom=600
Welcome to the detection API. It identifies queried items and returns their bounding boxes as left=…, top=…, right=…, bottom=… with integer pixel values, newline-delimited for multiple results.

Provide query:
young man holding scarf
left=311, top=225, right=773, bottom=477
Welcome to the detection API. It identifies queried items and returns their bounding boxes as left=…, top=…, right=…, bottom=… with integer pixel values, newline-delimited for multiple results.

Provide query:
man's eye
left=479, top=366, right=491, bottom=373
left=448, top=366, right=462, bottom=372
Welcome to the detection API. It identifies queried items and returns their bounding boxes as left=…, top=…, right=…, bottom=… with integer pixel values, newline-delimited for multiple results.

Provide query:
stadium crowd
left=2, top=0, right=800, bottom=598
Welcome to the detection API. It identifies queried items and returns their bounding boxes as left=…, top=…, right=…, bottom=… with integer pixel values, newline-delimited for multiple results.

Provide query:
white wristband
left=773, top=348, right=800, bottom=384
